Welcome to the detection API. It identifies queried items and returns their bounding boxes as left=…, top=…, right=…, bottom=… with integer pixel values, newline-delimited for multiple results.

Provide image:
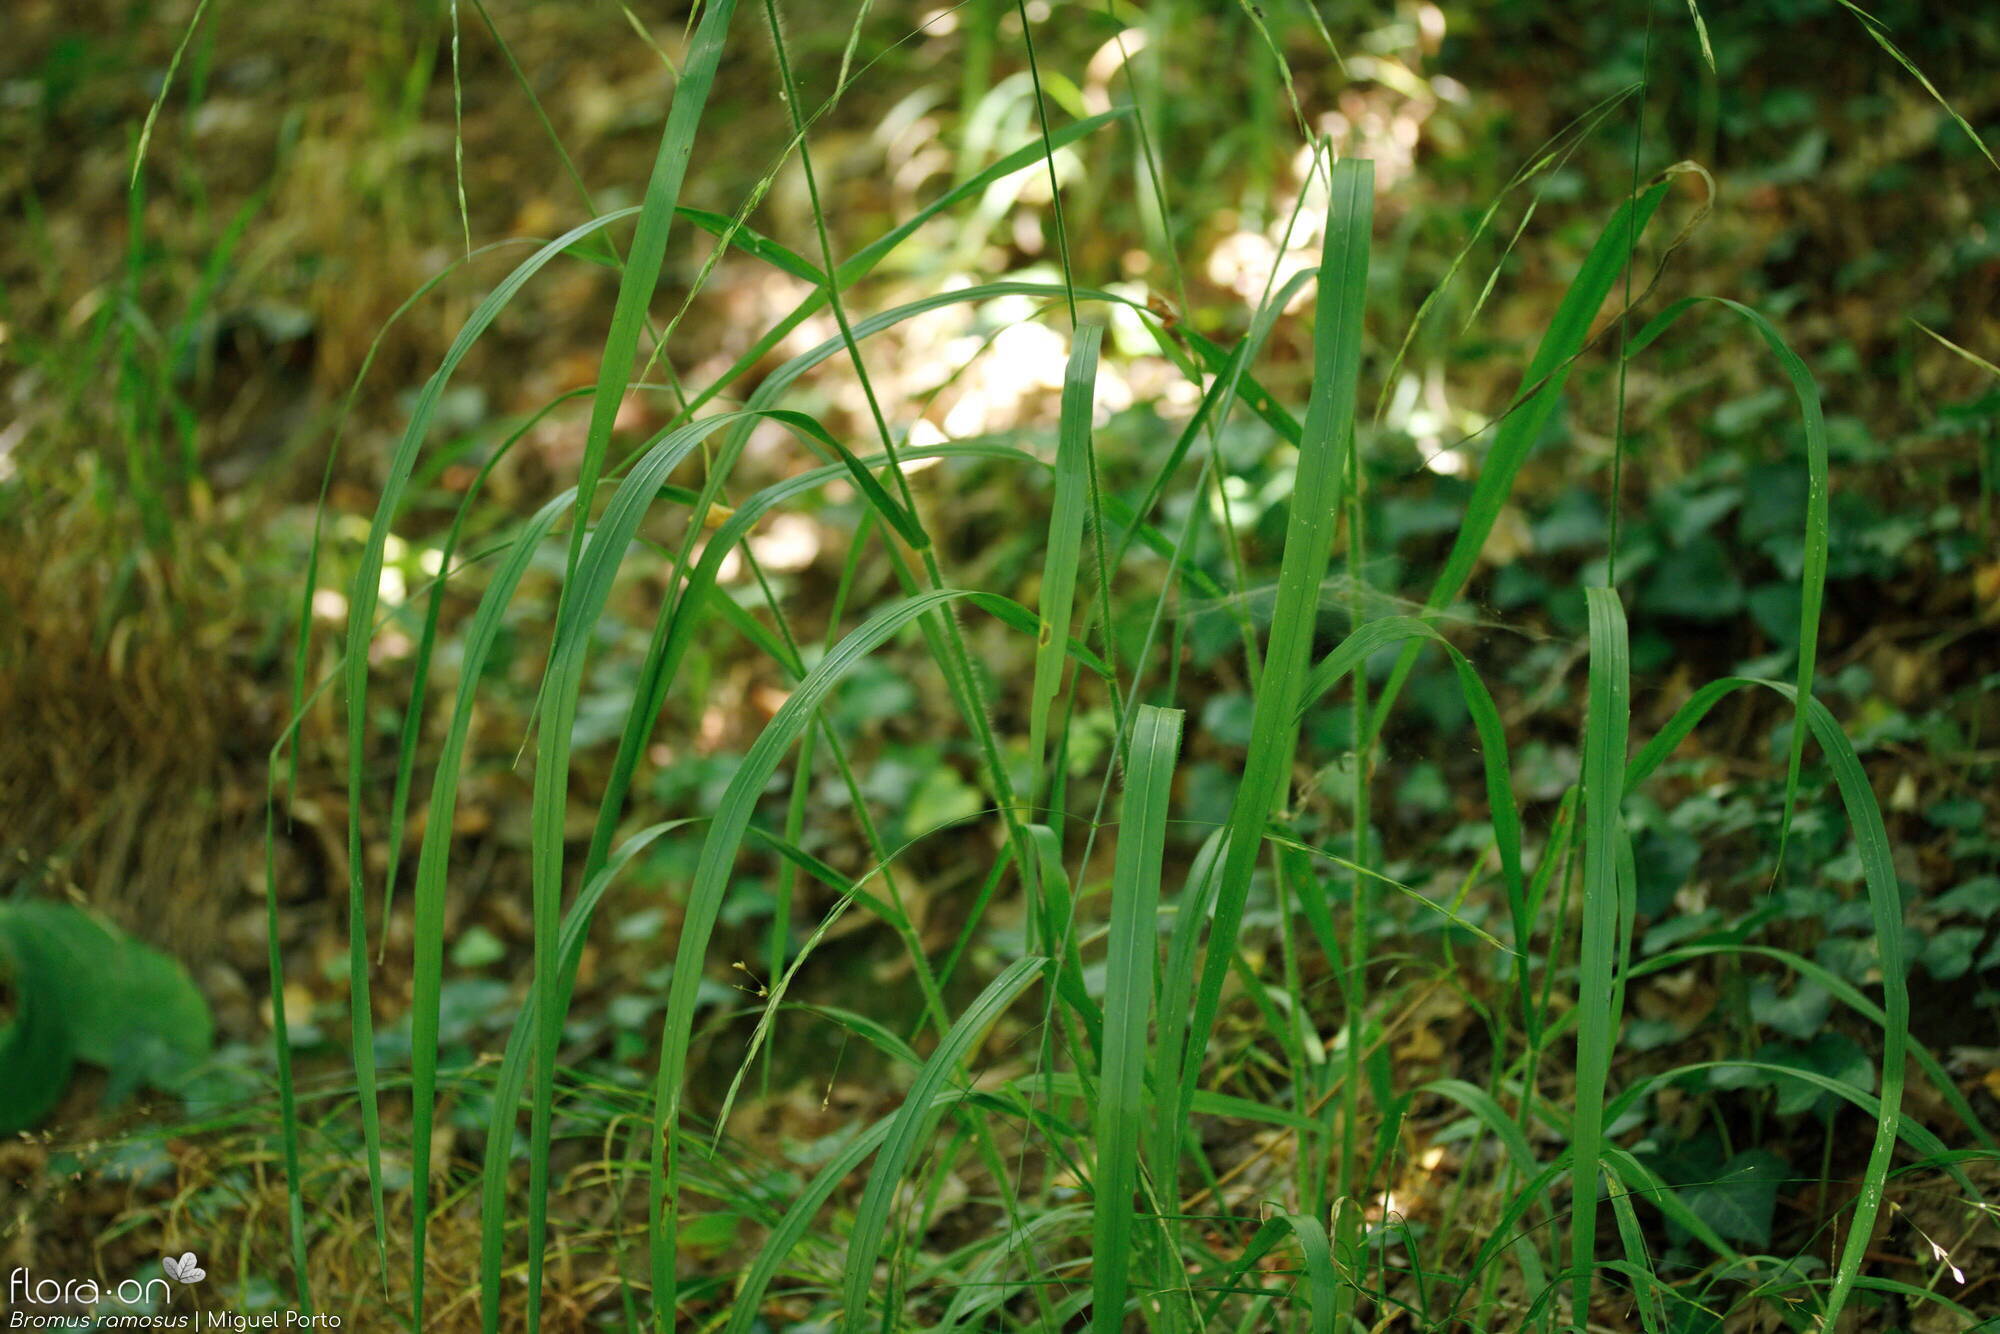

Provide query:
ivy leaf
left=1922, top=926, right=1986, bottom=982
left=1683, top=1149, right=1788, bottom=1248
left=904, top=765, right=984, bottom=837
left=1750, top=979, right=1831, bottom=1040
left=1936, top=876, right=2000, bottom=921
left=1925, top=798, right=1984, bottom=832
left=1640, top=536, right=1746, bottom=620
left=1633, top=826, right=1700, bottom=918
left=1765, top=1035, right=1875, bottom=1117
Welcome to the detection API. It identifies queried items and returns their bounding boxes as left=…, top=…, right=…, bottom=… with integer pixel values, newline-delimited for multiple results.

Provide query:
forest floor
left=4, top=1, right=2000, bottom=1329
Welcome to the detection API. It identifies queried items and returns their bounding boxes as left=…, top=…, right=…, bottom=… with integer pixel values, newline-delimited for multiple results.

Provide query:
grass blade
left=524, top=11, right=737, bottom=1319
left=515, top=398, right=937, bottom=1333
left=1570, top=585, right=1631, bottom=1324
left=1029, top=326, right=1103, bottom=799
left=562, top=0, right=736, bottom=561
left=128, top=0, right=213, bottom=189
left=1683, top=1, right=1716, bottom=70
left=1169, top=154, right=1373, bottom=1175
left=720, top=1087, right=988, bottom=1334
left=257, top=784, right=311, bottom=1310
left=1091, top=703, right=1183, bottom=1333
left=1831, top=0, right=2000, bottom=173
left=580, top=433, right=1132, bottom=914
left=840, top=956, right=1045, bottom=1332
left=1370, top=182, right=1670, bottom=736
left=410, top=488, right=572, bottom=1327
left=648, top=587, right=1034, bottom=1324
left=1617, top=675, right=1914, bottom=1328
left=335, top=203, right=637, bottom=1297
left=1626, top=297, right=1828, bottom=874
left=1627, top=942, right=1990, bottom=1148
left=475, top=817, right=698, bottom=1334
left=664, top=109, right=1134, bottom=429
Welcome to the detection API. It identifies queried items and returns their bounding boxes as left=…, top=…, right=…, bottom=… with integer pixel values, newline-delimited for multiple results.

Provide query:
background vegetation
left=3, top=0, right=1998, bottom=1330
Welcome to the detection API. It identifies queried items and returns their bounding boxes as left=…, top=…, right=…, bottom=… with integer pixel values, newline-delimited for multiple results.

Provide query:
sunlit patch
left=1009, top=148, right=1080, bottom=213
left=1313, top=77, right=1432, bottom=192
left=1384, top=369, right=1486, bottom=478
left=747, top=416, right=798, bottom=466
left=895, top=145, right=952, bottom=197
left=941, top=395, right=984, bottom=440
left=1159, top=371, right=1203, bottom=412
left=1093, top=362, right=1134, bottom=420
left=613, top=389, right=654, bottom=435
left=311, top=588, right=347, bottom=622
left=697, top=703, right=728, bottom=752
left=1205, top=227, right=1276, bottom=300
left=698, top=535, right=743, bottom=585
left=369, top=628, right=414, bottom=664
left=782, top=310, right=840, bottom=358
left=876, top=89, right=950, bottom=198
left=749, top=513, right=820, bottom=572
left=1011, top=210, right=1044, bottom=255
left=1082, top=29, right=1148, bottom=115
left=378, top=533, right=408, bottom=605
left=1209, top=474, right=1255, bottom=526
left=1424, top=447, right=1467, bottom=477
left=1417, top=1, right=1447, bottom=48
left=938, top=319, right=1070, bottom=437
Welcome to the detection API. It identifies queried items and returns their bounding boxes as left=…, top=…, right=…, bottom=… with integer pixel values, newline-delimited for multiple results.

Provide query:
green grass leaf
left=1090, top=704, right=1183, bottom=1333
left=840, top=956, right=1045, bottom=1332
left=646, top=588, right=1043, bottom=1324
left=1626, top=297, right=1829, bottom=876
left=1029, top=326, right=1103, bottom=798
left=1618, top=677, right=1914, bottom=1329
left=1371, top=182, right=1670, bottom=736
left=1169, top=154, right=1373, bottom=1181
left=1570, top=585, right=1631, bottom=1322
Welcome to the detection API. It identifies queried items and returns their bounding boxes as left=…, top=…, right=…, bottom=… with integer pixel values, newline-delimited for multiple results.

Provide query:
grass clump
left=35, top=1, right=1983, bottom=1330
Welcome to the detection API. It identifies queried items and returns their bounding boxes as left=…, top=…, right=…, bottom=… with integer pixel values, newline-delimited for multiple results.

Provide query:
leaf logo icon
left=162, top=1252, right=206, bottom=1284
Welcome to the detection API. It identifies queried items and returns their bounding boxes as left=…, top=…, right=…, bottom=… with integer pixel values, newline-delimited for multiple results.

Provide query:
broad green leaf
left=0, top=902, right=211, bottom=1124
left=0, top=910, right=76, bottom=1134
